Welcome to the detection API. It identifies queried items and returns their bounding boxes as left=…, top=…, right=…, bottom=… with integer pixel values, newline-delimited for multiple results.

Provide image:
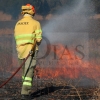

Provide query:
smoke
left=39, top=0, right=95, bottom=61
left=71, top=0, right=86, bottom=13
left=42, top=0, right=94, bottom=43
left=37, top=0, right=100, bottom=86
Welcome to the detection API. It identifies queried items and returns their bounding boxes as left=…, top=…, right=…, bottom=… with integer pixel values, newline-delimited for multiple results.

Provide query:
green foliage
left=92, top=0, right=100, bottom=13
left=0, top=0, right=100, bottom=19
left=0, top=0, right=42, bottom=19
left=38, top=0, right=50, bottom=16
left=0, top=0, right=23, bottom=19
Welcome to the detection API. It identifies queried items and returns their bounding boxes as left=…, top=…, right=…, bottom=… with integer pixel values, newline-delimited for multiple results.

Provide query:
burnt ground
left=0, top=77, right=100, bottom=100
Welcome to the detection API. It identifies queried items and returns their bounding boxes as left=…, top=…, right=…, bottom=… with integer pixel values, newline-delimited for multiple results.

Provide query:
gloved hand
left=29, top=50, right=33, bottom=55
left=36, top=41, right=41, bottom=45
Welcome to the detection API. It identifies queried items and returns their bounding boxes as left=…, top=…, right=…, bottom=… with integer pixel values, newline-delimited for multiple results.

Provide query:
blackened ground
left=0, top=78, right=100, bottom=100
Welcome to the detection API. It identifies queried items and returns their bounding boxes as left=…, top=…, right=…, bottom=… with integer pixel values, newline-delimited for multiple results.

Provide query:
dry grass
left=0, top=11, right=12, bottom=21
left=0, top=28, right=14, bottom=35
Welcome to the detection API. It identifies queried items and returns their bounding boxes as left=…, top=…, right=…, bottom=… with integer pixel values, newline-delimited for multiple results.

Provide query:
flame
left=36, top=44, right=100, bottom=81
left=0, top=44, right=99, bottom=82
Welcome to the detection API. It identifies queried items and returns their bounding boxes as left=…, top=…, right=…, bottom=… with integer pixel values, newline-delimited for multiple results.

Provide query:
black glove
left=29, top=50, right=33, bottom=55
left=37, top=41, right=41, bottom=46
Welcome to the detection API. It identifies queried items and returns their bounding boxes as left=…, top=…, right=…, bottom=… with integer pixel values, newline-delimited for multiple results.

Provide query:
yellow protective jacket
left=14, top=14, right=42, bottom=59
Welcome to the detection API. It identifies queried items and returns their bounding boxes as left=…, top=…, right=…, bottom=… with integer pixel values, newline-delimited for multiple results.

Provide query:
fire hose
left=0, top=39, right=36, bottom=88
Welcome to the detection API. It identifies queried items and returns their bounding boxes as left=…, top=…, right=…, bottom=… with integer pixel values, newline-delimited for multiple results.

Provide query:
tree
left=0, top=0, right=100, bottom=19
left=92, top=0, right=100, bottom=13
left=38, top=0, right=50, bottom=16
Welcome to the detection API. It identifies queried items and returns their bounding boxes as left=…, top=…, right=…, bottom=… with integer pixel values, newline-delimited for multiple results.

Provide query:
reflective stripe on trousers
left=18, top=50, right=38, bottom=95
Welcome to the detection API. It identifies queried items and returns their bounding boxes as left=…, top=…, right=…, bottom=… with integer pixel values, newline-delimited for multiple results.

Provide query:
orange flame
left=0, top=44, right=99, bottom=82
left=36, top=44, right=100, bottom=81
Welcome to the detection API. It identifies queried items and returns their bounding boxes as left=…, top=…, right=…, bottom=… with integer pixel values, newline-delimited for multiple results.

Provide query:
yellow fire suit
left=14, top=14, right=42, bottom=95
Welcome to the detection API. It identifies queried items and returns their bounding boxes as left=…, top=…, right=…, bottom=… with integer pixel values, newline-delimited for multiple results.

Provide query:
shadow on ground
left=31, top=85, right=72, bottom=99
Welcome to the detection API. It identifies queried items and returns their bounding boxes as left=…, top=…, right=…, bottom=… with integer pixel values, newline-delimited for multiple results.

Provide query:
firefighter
left=14, top=4, right=42, bottom=100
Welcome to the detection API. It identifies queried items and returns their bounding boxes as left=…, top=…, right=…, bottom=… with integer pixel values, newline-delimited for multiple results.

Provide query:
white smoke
left=40, top=0, right=95, bottom=60
left=42, top=0, right=94, bottom=43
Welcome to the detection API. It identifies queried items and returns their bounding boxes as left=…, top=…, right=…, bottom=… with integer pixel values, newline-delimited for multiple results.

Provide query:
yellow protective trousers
left=18, top=50, right=38, bottom=95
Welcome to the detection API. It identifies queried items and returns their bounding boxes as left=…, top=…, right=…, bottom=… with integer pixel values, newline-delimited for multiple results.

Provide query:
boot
left=21, top=95, right=31, bottom=100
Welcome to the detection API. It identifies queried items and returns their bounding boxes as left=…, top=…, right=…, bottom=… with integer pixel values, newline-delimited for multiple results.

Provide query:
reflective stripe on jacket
left=14, top=14, right=42, bottom=59
left=15, top=33, right=35, bottom=45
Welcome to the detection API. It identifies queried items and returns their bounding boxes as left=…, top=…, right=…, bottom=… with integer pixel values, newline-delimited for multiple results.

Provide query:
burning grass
left=0, top=35, right=100, bottom=99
